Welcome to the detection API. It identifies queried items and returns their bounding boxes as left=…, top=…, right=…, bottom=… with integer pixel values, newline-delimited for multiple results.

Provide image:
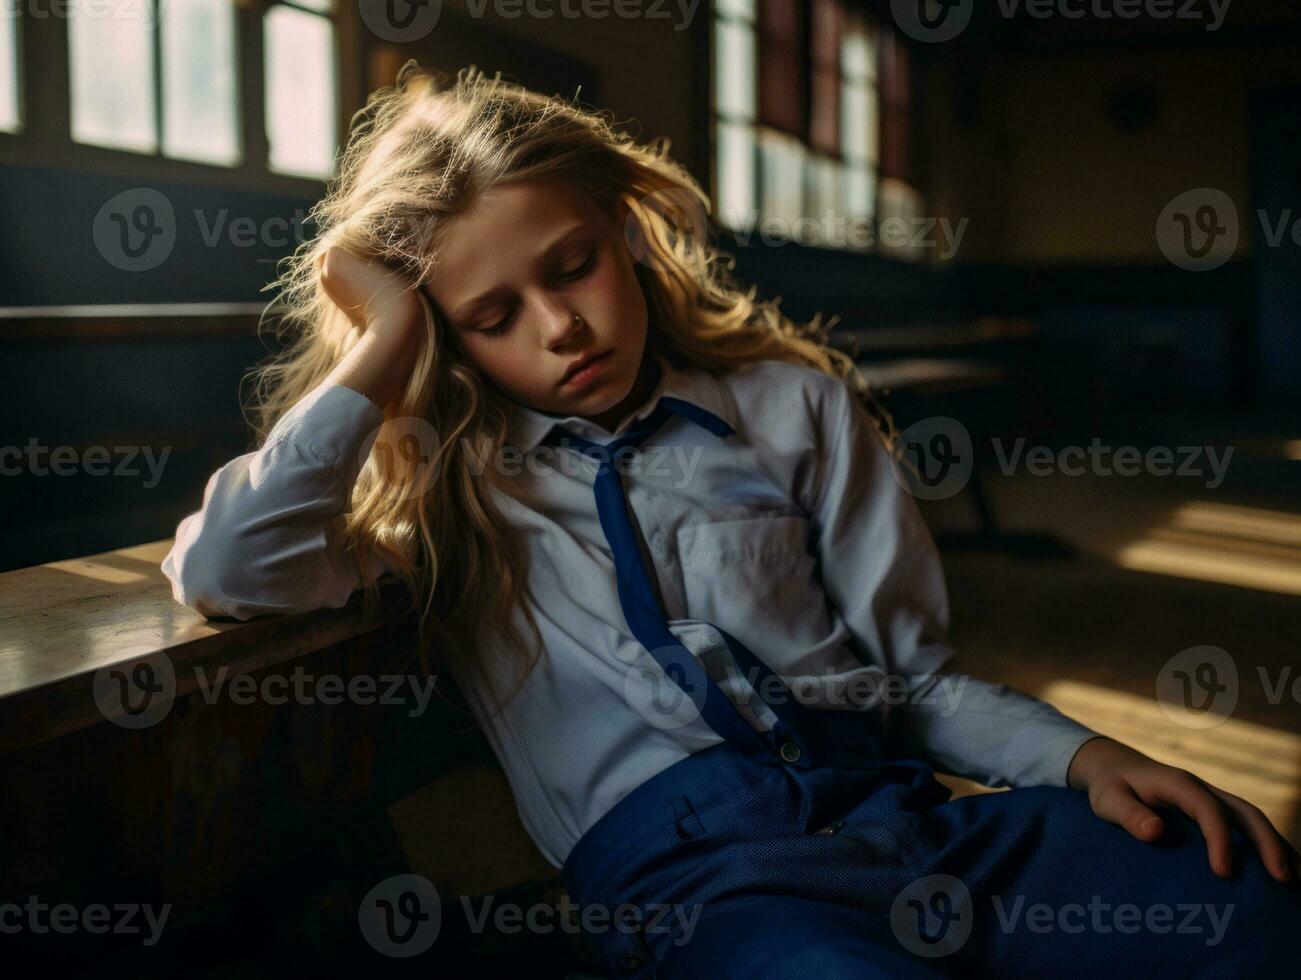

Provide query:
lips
left=559, top=350, right=611, bottom=388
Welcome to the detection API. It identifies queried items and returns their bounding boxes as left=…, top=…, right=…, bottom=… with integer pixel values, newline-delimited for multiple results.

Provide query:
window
left=713, top=0, right=759, bottom=231
left=69, top=0, right=159, bottom=154
left=163, top=0, right=240, bottom=165
left=264, top=1, right=339, bottom=179
left=61, top=0, right=338, bottom=178
left=1, top=10, right=20, bottom=133
left=711, top=0, right=918, bottom=255
left=70, top=0, right=238, bottom=163
left=839, top=11, right=877, bottom=234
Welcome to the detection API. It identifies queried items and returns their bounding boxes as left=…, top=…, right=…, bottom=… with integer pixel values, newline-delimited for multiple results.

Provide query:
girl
left=163, top=61, right=1299, bottom=977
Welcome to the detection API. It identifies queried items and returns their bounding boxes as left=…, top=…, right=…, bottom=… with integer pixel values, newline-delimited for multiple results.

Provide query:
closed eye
left=560, top=251, right=596, bottom=280
left=479, top=251, right=597, bottom=337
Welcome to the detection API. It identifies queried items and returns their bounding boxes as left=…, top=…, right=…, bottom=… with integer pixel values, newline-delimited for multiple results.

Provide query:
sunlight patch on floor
left=1109, top=502, right=1301, bottom=596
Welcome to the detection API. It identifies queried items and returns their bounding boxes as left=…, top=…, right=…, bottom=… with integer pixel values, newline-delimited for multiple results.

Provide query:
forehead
left=424, top=179, right=606, bottom=297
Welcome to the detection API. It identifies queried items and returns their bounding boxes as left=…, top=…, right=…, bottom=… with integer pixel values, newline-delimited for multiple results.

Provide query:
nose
left=538, top=294, right=586, bottom=349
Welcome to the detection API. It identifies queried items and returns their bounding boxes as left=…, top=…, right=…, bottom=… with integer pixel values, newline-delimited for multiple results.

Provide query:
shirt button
left=815, top=819, right=844, bottom=836
left=779, top=741, right=802, bottom=763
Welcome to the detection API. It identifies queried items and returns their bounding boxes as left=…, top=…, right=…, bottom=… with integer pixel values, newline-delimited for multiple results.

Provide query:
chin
left=603, top=366, right=638, bottom=405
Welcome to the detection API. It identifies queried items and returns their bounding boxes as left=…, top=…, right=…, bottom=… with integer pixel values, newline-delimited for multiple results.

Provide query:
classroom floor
left=918, top=423, right=1301, bottom=847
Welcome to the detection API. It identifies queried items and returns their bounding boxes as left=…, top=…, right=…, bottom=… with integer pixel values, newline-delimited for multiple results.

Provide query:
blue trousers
left=560, top=706, right=1300, bottom=978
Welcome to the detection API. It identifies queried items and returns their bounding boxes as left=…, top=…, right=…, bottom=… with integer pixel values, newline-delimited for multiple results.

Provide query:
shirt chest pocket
left=675, top=514, right=834, bottom=652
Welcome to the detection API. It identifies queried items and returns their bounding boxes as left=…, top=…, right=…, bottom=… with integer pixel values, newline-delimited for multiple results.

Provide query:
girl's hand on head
left=1067, top=736, right=1299, bottom=887
left=316, top=245, right=426, bottom=344
left=315, top=245, right=428, bottom=411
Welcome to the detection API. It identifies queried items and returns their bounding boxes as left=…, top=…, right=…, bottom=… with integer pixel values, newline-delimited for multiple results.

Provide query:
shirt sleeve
left=799, top=372, right=1101, bottom=788
left=888, top=672, right=1105, bottom=789
left=161, top=380, right=394, bottom=620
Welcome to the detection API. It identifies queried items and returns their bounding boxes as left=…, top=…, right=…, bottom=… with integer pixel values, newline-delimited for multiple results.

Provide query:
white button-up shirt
left=162, top=350, right=1099, bottom=869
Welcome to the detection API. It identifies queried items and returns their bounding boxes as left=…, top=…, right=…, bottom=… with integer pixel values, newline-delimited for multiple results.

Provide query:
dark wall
left=0, top=164, right=316, bottom=572
left=722, top=232, right=962, bottom=330
left=0, top=163, right=318, bottom=305
left=3, top=330, right=273, bottom=572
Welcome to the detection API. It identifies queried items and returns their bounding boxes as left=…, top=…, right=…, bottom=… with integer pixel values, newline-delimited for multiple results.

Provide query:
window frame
left=710, top=0, right=922, bottom=255
left=0, top=0, right=362, bottom=197
left=262, top=0, right=342, bottom=180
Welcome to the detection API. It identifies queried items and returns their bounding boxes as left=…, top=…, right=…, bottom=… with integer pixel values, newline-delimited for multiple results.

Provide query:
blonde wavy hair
left=248, top=60, right=893, bottom=723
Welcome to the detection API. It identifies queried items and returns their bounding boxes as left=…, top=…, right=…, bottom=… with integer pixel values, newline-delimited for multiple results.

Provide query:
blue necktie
left=541, top=394, right=816, bottom=768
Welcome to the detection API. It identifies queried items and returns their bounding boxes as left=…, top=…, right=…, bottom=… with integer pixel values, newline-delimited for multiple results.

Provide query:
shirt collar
left=504, top=349, right=740, bottom=453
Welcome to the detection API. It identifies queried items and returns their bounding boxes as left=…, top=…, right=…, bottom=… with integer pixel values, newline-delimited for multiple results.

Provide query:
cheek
left=459, top=335, right=539, bottom=393
left=591, top=255, right=647, bottom=329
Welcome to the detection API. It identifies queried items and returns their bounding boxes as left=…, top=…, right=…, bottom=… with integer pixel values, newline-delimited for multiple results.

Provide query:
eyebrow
left=448, top=223, right=589, bottom=324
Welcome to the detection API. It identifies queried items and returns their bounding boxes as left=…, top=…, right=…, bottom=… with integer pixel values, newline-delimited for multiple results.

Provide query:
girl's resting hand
left=1067, top=735, right=1299, bottom=886
left=315, top=245, right=426, bottom=410
left=316, top=245, right=425, bottom=341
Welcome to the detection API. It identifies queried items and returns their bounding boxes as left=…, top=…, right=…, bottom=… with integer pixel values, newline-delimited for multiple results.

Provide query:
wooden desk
left=0, top=540, right=565, bottom=971
left=0, top=539, right=405, bottom=753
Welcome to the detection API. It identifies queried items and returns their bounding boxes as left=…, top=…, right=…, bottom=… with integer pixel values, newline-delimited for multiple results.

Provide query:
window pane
left=162, top=0, right=239, bottom=165
left=265, top=6, right=337, bottom=178
left=841, top=14, right=875, bottom=82
left=806, top=153, right=841, bottom=229
left=758, top=128, right=804, bottom=230
left=717, top=120, right=756, bottom=230
left=0, top=11, right=19, bottom=133
left=843, top=162, right=876, bottom=223
left=716, top=0, right=755, bottom=20
left=841, top=79, right=877, bottom=165
left=69, top=0, right=157, bottom=153
left=714, top=19, right=755, bottom=120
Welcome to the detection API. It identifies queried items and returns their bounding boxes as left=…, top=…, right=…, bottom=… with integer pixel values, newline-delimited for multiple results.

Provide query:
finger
left=1144, top=774, right=1235, bottom=878
left=1089, top=779, right=1165, bottom=842
left=1209, top=789, right=1295, bottom=885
